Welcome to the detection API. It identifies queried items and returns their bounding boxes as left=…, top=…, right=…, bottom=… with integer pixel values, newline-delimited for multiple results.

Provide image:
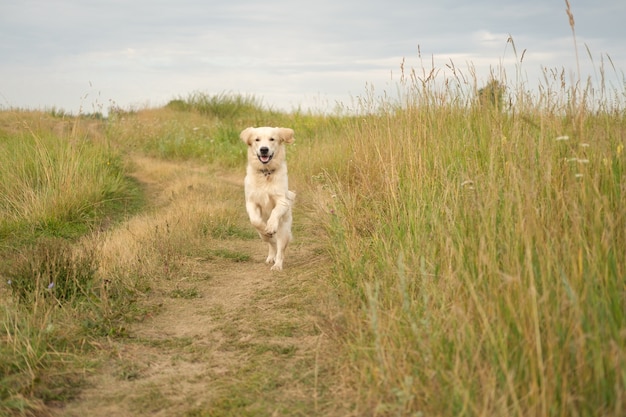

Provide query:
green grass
left=168, top=287, right=201, bottom=299
left=320, top=65, right=626, bottom=415
left=107, top=92, right=348, bottom=168
left=0, top=111, right=145, bottom=415
left=7, top=237, right=98, bottom=304
left=107, top=93, right=291, bottom=166
left=206, top=248, right=251, bottom=263
left=0, top=120, right=135, bottom=237
left=202, top=219, right=257, bottom=240
left=0, top=79, right=624, bottom=415
left=167, top=91, right=272, bottom=121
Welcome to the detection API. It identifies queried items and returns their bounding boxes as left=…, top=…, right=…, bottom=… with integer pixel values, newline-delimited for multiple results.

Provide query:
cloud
left=1, top=0, right=624, bottom=114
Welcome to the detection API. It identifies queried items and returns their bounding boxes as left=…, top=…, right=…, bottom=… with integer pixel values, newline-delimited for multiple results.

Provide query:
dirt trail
left=53, top=156, right=350, bottom=416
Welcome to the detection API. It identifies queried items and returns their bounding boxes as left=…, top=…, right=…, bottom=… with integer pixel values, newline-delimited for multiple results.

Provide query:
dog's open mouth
left=258, top=153, right=273, bottom=164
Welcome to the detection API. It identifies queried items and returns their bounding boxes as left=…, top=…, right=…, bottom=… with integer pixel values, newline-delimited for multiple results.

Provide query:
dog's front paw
left=251, top=220, right=266, bottom=231
left=264, top=222, right=278, bottom=237
left=270, top=262, right=283, bottom=271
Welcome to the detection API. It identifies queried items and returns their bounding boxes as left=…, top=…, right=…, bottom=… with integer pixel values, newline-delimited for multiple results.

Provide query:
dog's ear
left=240, top=127, right=256, bottom=146
left=278, top=128, right=295, bottom=144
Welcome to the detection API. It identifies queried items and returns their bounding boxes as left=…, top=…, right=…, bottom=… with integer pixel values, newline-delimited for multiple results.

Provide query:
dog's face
left=240, top=127, right=295, bottom=166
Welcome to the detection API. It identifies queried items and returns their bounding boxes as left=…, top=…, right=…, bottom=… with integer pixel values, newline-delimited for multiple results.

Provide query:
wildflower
left=6, top=280, right=11, bottom=285
left=580, top=143, right=590, bottom=148
left=575, top=173, right=583, bottom=178
left=48, top=282, right=55, bottom=290
left=461, top=180, right=475, bottom=190
left=556, top=135, right=570, bottom=141
left=618, top=144, right=624, bottom=156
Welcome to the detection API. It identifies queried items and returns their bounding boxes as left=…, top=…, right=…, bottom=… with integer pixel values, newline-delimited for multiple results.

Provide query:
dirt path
left=53, top=156, right=351, bottom=416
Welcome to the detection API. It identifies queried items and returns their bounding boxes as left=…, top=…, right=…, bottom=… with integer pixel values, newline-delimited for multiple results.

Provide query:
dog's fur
left=240, top=126, right=295, bottom=271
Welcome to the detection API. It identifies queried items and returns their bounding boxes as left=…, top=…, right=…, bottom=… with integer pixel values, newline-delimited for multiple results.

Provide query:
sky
left=1, top=0, right=625, bottom=115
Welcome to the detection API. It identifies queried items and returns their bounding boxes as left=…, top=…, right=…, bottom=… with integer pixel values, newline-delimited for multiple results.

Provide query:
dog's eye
left=270, top=137, right=275, bottom=141
left=255, top=138, right=260, bottom=142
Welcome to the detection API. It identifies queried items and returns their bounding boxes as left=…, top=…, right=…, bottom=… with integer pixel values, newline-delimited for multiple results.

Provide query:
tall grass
left=167, top=91, right=272, bottom=120
left=0, top=102, right=344, bottom=415
left=107, top=93, right=285, bottom=166
left=322, top=57, right=625, bottom=415
left=0, top=115, right=131, bottom=237
left=1, top=56, right=623, bottom=415
left=0, top=112, right=143, bottom=415
left=108, top=92, right=349, bottom=169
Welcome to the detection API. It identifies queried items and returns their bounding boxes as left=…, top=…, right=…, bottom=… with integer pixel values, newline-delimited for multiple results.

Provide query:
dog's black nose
left=260, top=147, right=269, bottom=155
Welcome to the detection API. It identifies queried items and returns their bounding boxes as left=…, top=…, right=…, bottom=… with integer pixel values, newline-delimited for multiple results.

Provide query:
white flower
left=461, top=180, right=475, bottom=190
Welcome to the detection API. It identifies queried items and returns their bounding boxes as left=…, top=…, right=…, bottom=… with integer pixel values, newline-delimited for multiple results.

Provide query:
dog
left=240, top=126, right=295, bottom=271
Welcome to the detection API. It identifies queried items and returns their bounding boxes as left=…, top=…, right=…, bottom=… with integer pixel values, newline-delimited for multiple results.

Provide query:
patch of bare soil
left=52, top=156, right=352, bottom=416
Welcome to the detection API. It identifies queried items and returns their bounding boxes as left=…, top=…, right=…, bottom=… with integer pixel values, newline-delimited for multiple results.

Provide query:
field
left=1, top=59, right=625, bottom=416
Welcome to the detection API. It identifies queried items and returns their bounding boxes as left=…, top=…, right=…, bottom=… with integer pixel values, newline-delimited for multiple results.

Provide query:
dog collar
left=259, top=168, right=275, bottom=177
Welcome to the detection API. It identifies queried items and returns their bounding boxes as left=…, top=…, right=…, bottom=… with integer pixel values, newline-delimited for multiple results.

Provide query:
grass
left=206, top=248, right=251, bottom=263
left=318, top=58, right=626, bottom=415
left=0, top=61, right=624, bottom=416
left=0, top=111, right=145, bottom=415
left=0, top=114, right=136, bottom=239
left=107, top=92, right=294, bottom=166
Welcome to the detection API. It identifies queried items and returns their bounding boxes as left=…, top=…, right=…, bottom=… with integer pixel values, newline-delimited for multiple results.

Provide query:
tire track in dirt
left=53, top=156, right=351, bottom=416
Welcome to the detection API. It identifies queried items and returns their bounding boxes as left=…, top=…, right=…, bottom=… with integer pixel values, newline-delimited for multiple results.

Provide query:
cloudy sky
left=1, top=0, right=624, bottom=114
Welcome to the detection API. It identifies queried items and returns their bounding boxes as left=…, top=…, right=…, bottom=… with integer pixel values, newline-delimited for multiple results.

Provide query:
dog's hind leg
left=270, top=244, right=284, bottom=271
left=270, top=230, right=292, bottom=271
left=265, top=239, right=277, bottom=265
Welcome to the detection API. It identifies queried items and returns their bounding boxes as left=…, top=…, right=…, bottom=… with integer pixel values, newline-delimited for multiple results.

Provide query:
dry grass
left=0, top=104, right=354, bottom=416
left=1, top=58, right=623, bottom=416
left=319, top=58, right=626, bottom=415
left=57, top=152, right=352, bottom=417
left=0, top=112, right=131, bottom=234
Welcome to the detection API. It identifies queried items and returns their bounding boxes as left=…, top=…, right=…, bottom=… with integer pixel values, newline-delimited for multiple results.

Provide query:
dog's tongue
left=260, top=155, right=270, bottom=163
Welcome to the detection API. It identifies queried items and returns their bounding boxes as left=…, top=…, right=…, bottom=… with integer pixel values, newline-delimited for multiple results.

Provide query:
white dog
left=240, top=126, right=295, bottom=271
